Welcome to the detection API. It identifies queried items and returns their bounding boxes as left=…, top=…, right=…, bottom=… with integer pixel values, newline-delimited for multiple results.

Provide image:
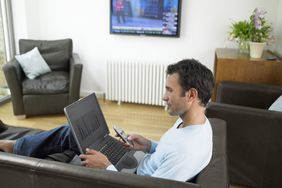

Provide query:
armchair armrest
left=2, top=59, right=25, bottom=115
left=216, top=81, right=282, bottom=109
left=68, top=53, right=83, bottom=103
left=206, top=102, right=282, bottom=188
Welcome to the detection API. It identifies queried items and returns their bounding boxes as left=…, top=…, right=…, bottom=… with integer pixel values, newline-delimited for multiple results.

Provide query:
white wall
left=274, top=0, right=282, bottom=56
left=11, top=0, right=281, bottom=96
left=11, top=0, right=28, bottom=46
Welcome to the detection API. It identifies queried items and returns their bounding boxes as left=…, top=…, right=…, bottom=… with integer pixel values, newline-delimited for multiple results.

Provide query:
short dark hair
left=166, top=59, right=214, bottom=106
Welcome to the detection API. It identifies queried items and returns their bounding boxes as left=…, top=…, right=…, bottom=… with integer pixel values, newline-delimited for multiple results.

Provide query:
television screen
left=110, top=0, right=182, bottom=37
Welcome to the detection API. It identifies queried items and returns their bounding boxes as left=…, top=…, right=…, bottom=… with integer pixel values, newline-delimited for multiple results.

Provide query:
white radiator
left=106, top=61, right=167, bottom=106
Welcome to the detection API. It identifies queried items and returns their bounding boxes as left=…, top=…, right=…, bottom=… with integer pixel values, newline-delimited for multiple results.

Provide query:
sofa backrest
left=19, top=39, right=73, bottom=72
left=194, top=118, right=229, bottom=188
left=0, top=152, right=199, bottom=188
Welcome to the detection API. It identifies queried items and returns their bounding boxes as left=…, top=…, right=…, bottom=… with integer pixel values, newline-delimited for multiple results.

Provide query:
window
left=0, top=0, right=15, bottom=103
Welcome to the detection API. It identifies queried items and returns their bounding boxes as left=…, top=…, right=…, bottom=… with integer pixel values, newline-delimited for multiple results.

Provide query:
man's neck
left=180, top=106, right=206, bottom=128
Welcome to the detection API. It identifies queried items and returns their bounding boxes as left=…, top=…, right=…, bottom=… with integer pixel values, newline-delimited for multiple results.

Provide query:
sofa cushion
left=22, top=71, right=69, bottom=95
left=15, top=47, right=51, bottom=79
left=0, top=124, right=43, bottom=140
left=19, top=39, right=73, bottom=71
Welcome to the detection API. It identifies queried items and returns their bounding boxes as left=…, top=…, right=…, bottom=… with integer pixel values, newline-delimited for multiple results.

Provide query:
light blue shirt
left=107, top=117, right=213, bottom=182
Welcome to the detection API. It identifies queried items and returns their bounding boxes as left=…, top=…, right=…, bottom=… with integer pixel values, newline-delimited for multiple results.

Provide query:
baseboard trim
left=15, top=115, right=26, bottom=119
left=80, top=90, right=105, bottom=99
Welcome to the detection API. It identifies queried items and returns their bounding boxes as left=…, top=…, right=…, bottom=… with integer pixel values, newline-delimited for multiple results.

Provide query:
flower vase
left=238, top=40, right=249, bottom=53
left=249, top=42, right=266, bottom=58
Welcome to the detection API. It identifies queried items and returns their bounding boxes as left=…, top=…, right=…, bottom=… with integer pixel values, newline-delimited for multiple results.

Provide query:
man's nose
left=163, top=95, right=168, bottom=101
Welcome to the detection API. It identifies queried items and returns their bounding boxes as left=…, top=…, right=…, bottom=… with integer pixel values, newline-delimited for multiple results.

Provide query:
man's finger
left=127, top=135, right=135, bottom=140
left=81, top=160, right=87, bottom=166
left=85, top=148, right=98, bottom=154
left=79, top=154, right=88, bottom=160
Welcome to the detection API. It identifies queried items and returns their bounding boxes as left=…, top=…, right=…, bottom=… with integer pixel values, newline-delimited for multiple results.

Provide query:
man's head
left=163, top=59, right=214, bottom=116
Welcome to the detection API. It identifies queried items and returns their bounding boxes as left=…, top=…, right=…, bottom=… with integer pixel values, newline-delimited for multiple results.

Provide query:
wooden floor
left=0, top=100, right=177, bottom=141
left=0, top=100, right=248, bottom=188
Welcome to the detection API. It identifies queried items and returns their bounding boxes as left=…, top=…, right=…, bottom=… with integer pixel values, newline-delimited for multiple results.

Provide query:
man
left=0, top=59, right=214, bottom=182
left=114, top=0, right=126, bottom=24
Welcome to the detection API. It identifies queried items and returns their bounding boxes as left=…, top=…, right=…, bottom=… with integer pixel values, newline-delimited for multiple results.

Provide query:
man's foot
left=0, top=140, right=16, bottom=153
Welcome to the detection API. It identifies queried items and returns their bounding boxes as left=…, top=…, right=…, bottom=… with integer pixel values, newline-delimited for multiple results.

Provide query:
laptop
left=64, top=93, right=145, bottom=173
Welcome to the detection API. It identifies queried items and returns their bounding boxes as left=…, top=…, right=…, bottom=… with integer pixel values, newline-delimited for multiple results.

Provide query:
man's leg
left=13, top=125, right=78, bottom=158
left=117, top=12, right=121, bottom=23
left=121, top=12, right=126, bottom=23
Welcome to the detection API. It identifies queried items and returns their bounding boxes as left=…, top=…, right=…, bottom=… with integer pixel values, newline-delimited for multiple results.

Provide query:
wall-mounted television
left=110, top=0, right=182, bottom=37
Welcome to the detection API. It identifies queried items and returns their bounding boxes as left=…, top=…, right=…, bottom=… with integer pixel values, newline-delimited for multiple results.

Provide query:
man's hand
left=79, top=148, right=112, bottom=169
left=127, top=134, right=151, bottom=153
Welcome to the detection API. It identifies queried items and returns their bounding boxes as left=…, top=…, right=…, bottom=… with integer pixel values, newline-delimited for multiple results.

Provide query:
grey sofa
left=206, top=81, right=282, bottom=188
left=2, top=39, right=83, bottom=117
left=0, top=118, right=228, bottom=188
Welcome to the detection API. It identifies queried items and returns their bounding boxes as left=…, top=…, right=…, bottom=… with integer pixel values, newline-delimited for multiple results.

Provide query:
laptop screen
left=64, top=93, right=110, bottom=153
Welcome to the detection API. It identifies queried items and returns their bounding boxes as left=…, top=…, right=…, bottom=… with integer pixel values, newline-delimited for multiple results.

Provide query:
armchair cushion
left=19, top=39, right=73, bottom=71
left=15, top=47, right=51, bottom=79
left=22, top=71, right=69, bottom=95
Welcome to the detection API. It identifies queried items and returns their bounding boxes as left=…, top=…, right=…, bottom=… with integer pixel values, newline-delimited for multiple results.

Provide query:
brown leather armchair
left=206, top=81, right=282, bottom=188
left=2, top=39, right=82, bottom=118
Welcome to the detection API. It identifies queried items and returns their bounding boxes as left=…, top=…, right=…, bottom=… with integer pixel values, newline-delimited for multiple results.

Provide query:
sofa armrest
left=216, top=81, right=282, bottom=109
left=69, top=53, right=83, bottom=103
left=2, top=59, right=25, bottom=115
left=206, top=102, right=282, bottom=188
left=0, top=152, right=200, bottom=188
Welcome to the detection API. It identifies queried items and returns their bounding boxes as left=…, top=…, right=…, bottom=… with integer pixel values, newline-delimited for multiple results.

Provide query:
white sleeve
left=106, top=164, right=118, bottom=171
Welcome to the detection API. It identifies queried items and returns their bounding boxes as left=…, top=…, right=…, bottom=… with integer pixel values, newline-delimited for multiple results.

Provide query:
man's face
left=163, top=73, right=188, bottom=116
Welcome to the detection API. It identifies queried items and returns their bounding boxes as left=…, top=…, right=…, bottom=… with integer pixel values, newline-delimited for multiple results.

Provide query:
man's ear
left=186, top=88, right=198, bottom=101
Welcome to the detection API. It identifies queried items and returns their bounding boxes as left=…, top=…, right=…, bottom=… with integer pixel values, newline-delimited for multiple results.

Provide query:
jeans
left=13, top=125, right=79, bottom=158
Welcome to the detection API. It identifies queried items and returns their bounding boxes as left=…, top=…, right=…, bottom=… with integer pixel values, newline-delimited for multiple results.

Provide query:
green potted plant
left=228, top=8, right=273, bottom=58
left=229, top=20, right=251, bottom=53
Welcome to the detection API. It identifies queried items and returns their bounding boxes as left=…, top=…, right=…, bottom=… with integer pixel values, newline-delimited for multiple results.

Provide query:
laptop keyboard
left=98, top=137, right=129, bottom=165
